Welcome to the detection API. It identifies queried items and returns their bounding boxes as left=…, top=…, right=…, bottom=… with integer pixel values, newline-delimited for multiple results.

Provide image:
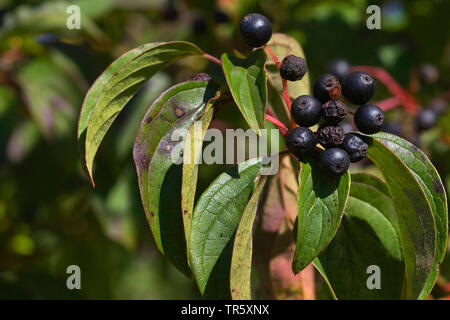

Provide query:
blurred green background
left=0, top=0, right=449, bottom=299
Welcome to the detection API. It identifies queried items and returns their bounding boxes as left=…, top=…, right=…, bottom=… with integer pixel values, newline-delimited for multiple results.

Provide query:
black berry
left=313, top=73, right=341, bottom=104
left=322, top=100, right=348, bottom=124
left=341, top=134, right=368, bottom=163
left=416, top=109, right=438, bottom=130
left=189, top=73, right=212, bottom=81
left=285, top=127, right=316, bottom=158
left=327, top=59, right=351, bottom=82
left=280, top=55, right=307, bottom=81
left=291, top=95, right=322, bottom=127
left=419, top=63, right=439, bottom=85
left=316, top=125, right=345, bottom=148
left=320, top=148, right=350, bottom=176
left=193, top=17, right=207, bottom=33
left=162, top=3, right=178, bottom=21
left=429, top=98, right=447, bottom=116
left=214, top=9, right=229, bottom=23
left=342, top=71, right=375, bottom=105
left=240, top=13, right=272, bottom=47
left=354, top=104, right=384, bottom=134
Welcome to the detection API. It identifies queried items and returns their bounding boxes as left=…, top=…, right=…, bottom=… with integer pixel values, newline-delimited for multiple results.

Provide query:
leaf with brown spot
left=79, top=41, right=204, bottom=185
left=133, top=80, right=220, bottom=275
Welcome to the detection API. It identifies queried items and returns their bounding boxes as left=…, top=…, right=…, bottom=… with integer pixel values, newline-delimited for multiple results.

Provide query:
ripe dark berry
left=214, top=9, right=229, bottom=23
left=327, top=59, right=351, bottom=82
left=322, top=100, right=348, bottom=124
left=320, top=148, right=350, bottom=176
left=162, top=3, right=178, bottom=21
left=354, top=104, right=384, bottom=134
left=342, top=71, right=375, bottom=105
left=313, top=73, right=341, bottom=104
left=341, top=134, right=368, bottom=163
left=280, top=55, right=307, bottom=81
left=429, top=98, right=447, bottom=116
left=316, top=125, right=345, bottom=148
left=240, top=13, right=272, bottom=48
left=291, top=95, right=322, bottom=127
left=419, top=63, right=439, bottom=85
left=416, top=109, right=438, bottom=130
left=285, top=127, right=316, bottom=158
left=193, top=17, right=207, bottom=33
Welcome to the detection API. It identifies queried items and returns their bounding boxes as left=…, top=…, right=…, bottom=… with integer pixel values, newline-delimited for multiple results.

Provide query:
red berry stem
left=352, top=66, right=418, bottom=115
left=374, top=96, right=402, bottom=112
left=266, top=114, right=288, bottom=135
left=202, top=53, right=222, bottom=66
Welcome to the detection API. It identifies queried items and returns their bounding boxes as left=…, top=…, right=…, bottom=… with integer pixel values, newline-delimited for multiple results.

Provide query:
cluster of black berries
left=285, top=62, right=385, bottom=176
left=238, top=13, right=385, bottom=175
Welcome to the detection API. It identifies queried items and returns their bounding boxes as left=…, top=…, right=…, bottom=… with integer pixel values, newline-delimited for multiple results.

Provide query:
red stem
left=352, top=66, right=419, bottom=115
left=203, top=53, right=222, bottom=66
left=374, top=96, right=402, bottom=112
left=266, top=114, right=288, bottom=135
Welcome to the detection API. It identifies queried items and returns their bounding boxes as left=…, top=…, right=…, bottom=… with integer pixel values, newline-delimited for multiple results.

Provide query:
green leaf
left=266, top=33, right=310, bottom=99
left=18, top=56, right=82, bottom=138
left=358, top=132, right=443, bottom=299
left=221, top=49, right=267, bottom=135
left=230, top=176, right=268, bottom=300
left=361, top=132, right=447, bottom=299
left=79, top=41, right=203, bottom=185
left=181, top=89, right=221, bottom=256
left=190, top=158, right=263, bottom=294
left=315, top=173, right=404, bottom=299
left=292, top=160, right=351, bottom=273
left=133, top=80, right=220, bottom=275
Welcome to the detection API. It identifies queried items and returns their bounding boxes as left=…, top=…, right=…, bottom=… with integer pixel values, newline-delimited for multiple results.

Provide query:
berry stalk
left=202, top=53, right=222, bottom=66
left=266, top=114, right=288, bottom=135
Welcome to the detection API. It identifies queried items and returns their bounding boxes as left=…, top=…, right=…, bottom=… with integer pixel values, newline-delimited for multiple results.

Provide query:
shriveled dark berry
left=419, top=63, right=439, bottom=85
left=240, top=13, right=272, bottom=47
left=322, top=100, right=348, bottom=124
left=429, top=98, right=447, bottom=115
left=189, top=73, right=212, bottom=81
left=291, top=95, right=322, bottom=127
left=341, top=134, right=368, bottom=162
left=285, top=127, right=316, bottom=158
left=316, top=125, right=345, bottom=148
left=342, top=71, right=375, bottom=105
left=354, top=104, right=384, bottom=134
left=320, top=148, right=350, bottom=176
left=327, top=59, right=351, bottom=82
left=280, top=55, right=307, bottom=81
left=214, top=9, right=229, bottom=23
left=416, top=109, right=438, bottom=130
left=313, top=73, right=341, bottom=104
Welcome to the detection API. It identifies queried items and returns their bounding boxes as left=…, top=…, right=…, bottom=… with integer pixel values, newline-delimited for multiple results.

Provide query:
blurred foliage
left=0, top=0, right=449, bottom=299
